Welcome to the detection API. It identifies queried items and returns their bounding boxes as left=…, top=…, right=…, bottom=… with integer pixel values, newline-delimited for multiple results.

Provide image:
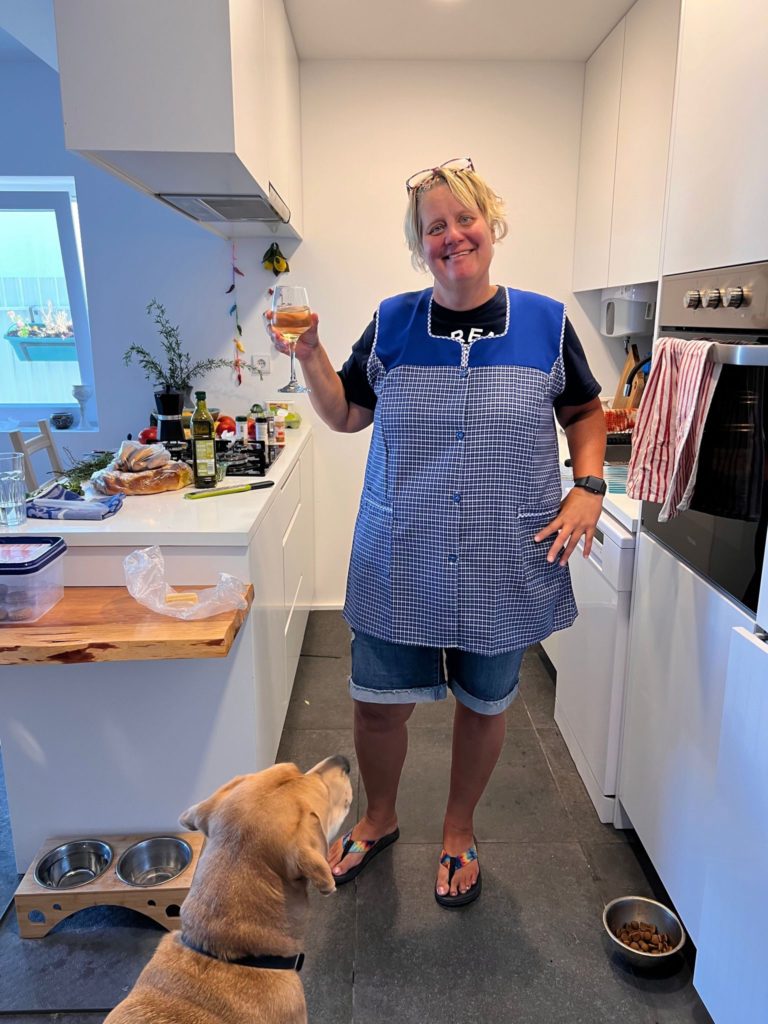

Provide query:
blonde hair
left=404, top=167, right=508, bottom=271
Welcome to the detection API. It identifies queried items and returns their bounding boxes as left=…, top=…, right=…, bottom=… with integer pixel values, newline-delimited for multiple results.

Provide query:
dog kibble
left=615, top=921, right=675, bottom=955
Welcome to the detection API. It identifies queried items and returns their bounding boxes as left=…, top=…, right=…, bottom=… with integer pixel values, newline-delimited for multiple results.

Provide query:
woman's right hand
left=264, top=309, right=321, bottom=361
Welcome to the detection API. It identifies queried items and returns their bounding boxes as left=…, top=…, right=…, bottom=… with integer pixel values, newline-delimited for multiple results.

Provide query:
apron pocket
left=352, top=496, right=393, bottom=578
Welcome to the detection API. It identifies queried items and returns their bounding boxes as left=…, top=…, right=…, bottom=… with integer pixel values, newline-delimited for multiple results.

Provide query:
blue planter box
left=4, top=329, right=77, bottom=362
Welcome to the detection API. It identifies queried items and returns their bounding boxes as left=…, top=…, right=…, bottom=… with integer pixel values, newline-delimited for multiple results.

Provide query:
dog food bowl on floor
left=34, top=839, right=113, bottom=890
left=603, top=895, right=686, bottom=968
left=116, top=836, right=192, bottom=887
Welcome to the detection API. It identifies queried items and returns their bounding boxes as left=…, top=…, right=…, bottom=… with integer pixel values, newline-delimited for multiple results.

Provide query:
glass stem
left=289, top=343, right=299, bottom=384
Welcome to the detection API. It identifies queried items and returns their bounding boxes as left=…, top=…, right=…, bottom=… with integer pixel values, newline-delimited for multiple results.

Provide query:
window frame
left=0, top=186, right=95, bottom=428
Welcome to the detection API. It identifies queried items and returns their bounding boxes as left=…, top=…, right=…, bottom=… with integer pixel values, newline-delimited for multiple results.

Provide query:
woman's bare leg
left=329, top=700, right=415, bottom=876
left=436, top=702, right=507, bottom=897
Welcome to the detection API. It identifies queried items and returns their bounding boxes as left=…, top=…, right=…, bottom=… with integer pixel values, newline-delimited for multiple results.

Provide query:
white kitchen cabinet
left=693, top=627, right=768, bottom=1024
left=572, top=20, right=624, bottom=292
left=609, top=0, right=680, bottom=286
left=662, top=1, right=768, bottom=274
left=572, top=0, right=679, bottom=291
left=618, top=532, right=752, bottom=944
left=554, top=510, right=635, bottom=823
left=264, top=0, right=303, bottom=236
left=54, top=0, right=301, bottom=239
left=0, top=428, right=315, bottom=868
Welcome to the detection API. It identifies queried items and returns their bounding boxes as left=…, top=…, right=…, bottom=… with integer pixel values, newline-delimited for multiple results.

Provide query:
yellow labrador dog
left=104, top=756, right=352, bottom=1024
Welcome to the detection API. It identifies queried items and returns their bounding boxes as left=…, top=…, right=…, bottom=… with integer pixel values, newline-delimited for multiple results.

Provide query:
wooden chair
left=9, top=420, right=65, bottom=491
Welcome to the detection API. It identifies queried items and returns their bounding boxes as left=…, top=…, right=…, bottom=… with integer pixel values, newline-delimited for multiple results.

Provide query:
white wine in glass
left=272, top=285, right=311, bottom=394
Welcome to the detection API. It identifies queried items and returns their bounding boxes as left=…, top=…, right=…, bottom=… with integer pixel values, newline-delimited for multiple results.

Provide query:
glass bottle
left=191, top=390, right=217, bottom=488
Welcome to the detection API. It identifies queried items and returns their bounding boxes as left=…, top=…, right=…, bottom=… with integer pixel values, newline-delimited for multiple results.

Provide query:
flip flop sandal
left=332, top=827, right=400, bottom=886
left=435, top=841, right=482, bottom=909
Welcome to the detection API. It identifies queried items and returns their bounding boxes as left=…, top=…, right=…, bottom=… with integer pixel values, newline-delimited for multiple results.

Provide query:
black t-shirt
left=338, top=287, right=601, bottom=411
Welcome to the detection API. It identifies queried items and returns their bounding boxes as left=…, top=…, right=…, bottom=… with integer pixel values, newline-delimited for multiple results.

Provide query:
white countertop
left=556, top=429, right=640, bottom=534
left=9, top=426, right=313, bottom=548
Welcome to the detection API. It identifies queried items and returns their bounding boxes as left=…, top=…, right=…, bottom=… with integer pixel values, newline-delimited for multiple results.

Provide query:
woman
left=268, top=158, right=606, bottom=908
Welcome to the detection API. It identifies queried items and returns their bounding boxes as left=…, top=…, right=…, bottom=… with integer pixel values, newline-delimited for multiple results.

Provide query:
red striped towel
left=626, top=337, right=722, bottom=521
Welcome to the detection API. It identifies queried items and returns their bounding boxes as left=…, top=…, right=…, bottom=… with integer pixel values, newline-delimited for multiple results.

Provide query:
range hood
left=53, top=0, right=302, bottom=239
left=160, top=188, right=290, bottom=226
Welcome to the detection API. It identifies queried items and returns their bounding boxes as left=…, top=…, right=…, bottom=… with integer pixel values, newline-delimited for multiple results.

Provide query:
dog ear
left=293, top=810, right=335, bottom=895
left=179, top=774, right=249, bottom=835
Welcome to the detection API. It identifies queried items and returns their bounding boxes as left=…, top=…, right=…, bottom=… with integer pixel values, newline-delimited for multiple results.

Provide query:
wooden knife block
left=612, top=344, right=646, bottom=410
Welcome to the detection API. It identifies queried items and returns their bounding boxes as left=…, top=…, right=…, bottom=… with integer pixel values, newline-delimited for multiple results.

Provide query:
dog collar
left=180, top=934, right=305, bottom=972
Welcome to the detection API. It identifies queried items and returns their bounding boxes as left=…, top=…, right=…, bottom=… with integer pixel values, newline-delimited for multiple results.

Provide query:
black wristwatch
left=573, top=475, right=607, bottom=496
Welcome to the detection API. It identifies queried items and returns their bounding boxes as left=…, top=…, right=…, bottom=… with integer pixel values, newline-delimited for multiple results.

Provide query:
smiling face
left=418, top=185, right=496, bottom=308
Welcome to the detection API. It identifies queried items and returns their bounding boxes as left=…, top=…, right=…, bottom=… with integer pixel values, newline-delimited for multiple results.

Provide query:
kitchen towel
left=626, top=336, right=722, bottom=521
left=26, top=481, right=124, bottom=520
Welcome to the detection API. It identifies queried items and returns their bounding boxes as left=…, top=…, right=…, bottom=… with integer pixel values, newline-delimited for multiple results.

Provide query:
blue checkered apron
left=343, top=287, right=577, bottom=656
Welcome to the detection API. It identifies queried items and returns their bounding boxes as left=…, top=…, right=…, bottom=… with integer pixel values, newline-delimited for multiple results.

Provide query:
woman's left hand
left=534, top=488, right=604, bottom=566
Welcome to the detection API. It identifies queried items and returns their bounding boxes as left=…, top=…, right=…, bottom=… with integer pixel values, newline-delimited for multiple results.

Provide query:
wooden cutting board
left=612, top=344, right=646, bottom=410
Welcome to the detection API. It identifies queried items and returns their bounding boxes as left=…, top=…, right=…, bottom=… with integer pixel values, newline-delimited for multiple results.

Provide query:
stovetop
left=162, top=441, right=283, bottom=477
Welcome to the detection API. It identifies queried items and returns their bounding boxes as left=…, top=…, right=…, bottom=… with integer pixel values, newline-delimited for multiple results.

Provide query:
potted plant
left=5, top=303, right=77, bottom=363
left=123, top=300, right=248, bottom=441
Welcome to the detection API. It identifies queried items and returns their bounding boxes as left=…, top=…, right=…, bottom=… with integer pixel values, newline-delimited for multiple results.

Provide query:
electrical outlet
left=251, top=352, right=271, bottom=375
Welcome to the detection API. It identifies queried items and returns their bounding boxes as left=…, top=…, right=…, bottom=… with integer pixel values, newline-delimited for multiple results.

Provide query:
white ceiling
left=285, top=0, right=636, bottom=61
left=0, top=0, right=638, bottom=67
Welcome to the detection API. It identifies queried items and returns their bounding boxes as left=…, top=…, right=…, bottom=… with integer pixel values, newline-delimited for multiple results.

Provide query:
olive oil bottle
left=191, top=391, right=217, bottom=488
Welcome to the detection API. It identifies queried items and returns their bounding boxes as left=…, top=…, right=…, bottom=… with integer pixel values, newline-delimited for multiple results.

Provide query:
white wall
left=0, top=57, right=280, bottom=471
left=299, top=59, right=626, bottom=607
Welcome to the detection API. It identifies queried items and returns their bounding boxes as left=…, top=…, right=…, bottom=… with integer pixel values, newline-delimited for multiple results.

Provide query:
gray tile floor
left=0, top=611, right=713, bottom=1023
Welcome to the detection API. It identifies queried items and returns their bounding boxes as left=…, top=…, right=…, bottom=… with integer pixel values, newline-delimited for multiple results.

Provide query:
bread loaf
left=90, top=461, right=193, bottom=496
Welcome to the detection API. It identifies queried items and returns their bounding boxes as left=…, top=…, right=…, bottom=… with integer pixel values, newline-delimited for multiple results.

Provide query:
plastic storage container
left=0, top=536, right=67, bottom=624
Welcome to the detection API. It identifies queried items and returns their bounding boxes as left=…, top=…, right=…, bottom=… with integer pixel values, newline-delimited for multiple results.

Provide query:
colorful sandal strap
left=341, top=830, right=379, bottom=857
left=439, top=844, right=478, bottom=871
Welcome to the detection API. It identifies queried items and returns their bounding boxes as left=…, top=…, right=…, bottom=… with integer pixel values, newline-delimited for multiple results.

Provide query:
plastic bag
left=123, top=545, right=249, bottom=620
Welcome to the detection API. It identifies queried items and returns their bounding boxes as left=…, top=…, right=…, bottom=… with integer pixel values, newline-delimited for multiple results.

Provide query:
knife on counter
left=184, top=480, right=276, bottom=500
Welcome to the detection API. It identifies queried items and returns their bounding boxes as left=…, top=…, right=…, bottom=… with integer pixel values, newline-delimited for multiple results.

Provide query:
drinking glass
left=0, top=453, right=26, bottom=528
left=272, top=285, right=312, bottom=394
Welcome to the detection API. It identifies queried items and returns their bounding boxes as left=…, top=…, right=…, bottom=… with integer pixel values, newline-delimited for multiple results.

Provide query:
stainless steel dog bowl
left=603, top=895, right=686, bottom=968
left=34, top=839, right=113, bottom=890
left=115, top=836, right=192, bottom=887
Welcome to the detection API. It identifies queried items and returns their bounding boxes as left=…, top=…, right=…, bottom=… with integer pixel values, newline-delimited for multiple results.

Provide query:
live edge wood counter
left=0, top=585, right=255, bottom=665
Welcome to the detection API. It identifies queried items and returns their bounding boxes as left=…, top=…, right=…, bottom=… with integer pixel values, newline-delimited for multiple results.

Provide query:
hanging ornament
left=261, top=241, right=289, bottom=276
left=225, top=243, right=247, bottom=386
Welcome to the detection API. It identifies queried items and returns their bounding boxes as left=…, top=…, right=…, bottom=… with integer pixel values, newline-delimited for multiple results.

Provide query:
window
left=0, top=178, right=96, bottom=430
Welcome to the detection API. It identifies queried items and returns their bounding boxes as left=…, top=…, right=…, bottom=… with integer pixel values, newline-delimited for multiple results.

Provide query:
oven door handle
left=710, top=342, right=768, bottom=366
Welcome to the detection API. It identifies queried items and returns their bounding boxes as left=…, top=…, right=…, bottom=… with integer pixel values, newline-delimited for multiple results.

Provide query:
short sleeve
left=554, top=318, right=602, bottom=409
left=337, top=317, right=377, bottom=410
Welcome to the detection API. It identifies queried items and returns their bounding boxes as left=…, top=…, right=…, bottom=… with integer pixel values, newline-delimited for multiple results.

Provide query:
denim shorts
left=349, top=630, right=526, bottom=716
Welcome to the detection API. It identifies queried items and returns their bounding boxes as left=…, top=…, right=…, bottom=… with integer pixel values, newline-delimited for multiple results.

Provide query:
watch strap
left=573, top=475, right=607, bottom=496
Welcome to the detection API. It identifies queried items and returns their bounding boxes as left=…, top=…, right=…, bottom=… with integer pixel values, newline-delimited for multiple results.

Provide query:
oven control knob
left=683, top=289, right=701, bottom=309
left=702, top=288, right=722, bottom=309
left=724, top=286, right=746, bottom=308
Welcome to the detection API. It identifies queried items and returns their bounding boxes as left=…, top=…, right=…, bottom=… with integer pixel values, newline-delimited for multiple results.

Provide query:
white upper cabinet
left=54, top=0, right=302, bottom=239
left=263, top=0, right=303, bottom=236
left=610, top=0, right=680, bottom=286
left=572, top=20, right=624, bottom=292
left=573, top=0, right=680, bottom=291
left=662, top=0, right=768, bottom=274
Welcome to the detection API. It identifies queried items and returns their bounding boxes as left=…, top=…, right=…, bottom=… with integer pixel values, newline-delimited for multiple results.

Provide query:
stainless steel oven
left=642, top=260, right=768, bottom=615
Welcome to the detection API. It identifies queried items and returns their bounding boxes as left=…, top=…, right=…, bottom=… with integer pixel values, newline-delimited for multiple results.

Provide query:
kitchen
left=0, top=0, right=766, bottom=1021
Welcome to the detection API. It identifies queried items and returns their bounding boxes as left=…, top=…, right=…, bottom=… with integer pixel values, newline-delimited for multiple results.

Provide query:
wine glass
left=272, top=285, right=312, bottom=394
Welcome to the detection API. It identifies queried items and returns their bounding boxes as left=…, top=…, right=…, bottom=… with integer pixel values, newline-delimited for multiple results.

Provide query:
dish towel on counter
left=26, top=481, right=124, bottom=520
left=626, top=336, right=722, bottom=521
